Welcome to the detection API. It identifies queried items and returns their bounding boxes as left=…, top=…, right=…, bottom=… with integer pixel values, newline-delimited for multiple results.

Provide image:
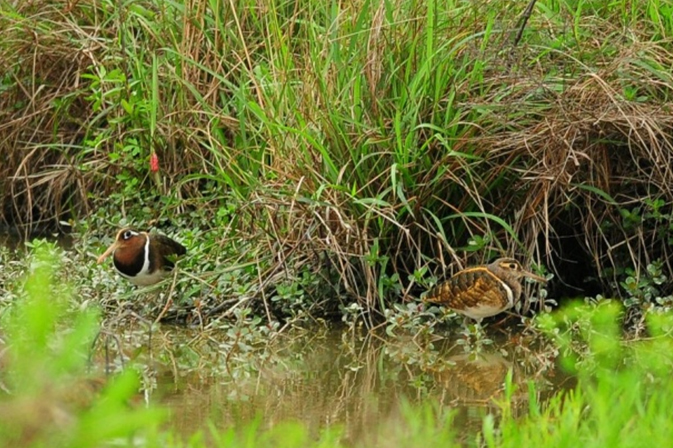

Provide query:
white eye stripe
left=501, top=262, right=519, bottom=270
left=122, top=230, right=139, bottom=240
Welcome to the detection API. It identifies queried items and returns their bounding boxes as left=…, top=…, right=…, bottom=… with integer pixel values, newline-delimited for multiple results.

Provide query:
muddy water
left=148, top=325, right=570, bottom=446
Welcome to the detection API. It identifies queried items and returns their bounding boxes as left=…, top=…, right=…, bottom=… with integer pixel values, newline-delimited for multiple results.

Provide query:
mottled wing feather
left=425, top=267, right=509, bottom=310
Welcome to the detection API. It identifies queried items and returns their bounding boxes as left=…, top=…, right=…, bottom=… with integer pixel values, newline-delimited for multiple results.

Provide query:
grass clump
left=486, top=302, right=673, bottom=448
left=3, top=0, right=673, bottom=321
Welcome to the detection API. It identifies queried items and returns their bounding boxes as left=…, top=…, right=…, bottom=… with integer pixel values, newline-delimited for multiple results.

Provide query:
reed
left=2, top=0, right=673, bottom=317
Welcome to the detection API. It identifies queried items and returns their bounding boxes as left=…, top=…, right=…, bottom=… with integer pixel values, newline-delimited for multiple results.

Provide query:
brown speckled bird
left=424, top=258, right=546, bottom=321
left=97, top=228, right=186, bottom=286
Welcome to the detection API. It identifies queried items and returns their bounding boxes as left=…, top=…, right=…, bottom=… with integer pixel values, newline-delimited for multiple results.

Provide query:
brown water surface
left=143, top=324, right=570, bottom=446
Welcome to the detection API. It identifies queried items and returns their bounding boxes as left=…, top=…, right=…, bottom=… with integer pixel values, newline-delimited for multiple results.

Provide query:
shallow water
left=144, top=325, right=570, bottom=446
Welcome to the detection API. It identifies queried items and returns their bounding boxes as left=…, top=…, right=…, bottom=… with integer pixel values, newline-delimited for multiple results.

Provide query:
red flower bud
left=150, top=152, right=159, bottom=173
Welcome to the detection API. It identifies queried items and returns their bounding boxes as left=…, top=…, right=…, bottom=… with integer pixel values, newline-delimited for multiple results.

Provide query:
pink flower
left=150, top=153, right=159, bottom=173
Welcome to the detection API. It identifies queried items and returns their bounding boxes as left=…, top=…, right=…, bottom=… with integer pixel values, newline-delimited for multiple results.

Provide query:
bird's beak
left=97, top=241, right=120, bottom=264
left=523, top=270, right=547, bottom=283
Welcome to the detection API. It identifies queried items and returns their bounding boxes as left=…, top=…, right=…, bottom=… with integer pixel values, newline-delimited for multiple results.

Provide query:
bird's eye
left=122, top=230, right=133, bottom=240
left=508, top=263, right=518, bottom=270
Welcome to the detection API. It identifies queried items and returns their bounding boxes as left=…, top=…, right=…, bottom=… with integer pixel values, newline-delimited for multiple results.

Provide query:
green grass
left=0, top=245, right=165, bottom=447
left=3, top=0, right=673, bottom=321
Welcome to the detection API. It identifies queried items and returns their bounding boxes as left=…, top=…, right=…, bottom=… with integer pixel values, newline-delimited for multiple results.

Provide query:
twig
left=513, top=0, right=538, bottom=48
left=153, top=265, right=181, bottom=325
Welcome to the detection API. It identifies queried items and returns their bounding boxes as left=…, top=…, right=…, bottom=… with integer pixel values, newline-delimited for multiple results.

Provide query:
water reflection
left=150, top=325, right=570, bottom=445
left=0, top=230, right=73, bottom=250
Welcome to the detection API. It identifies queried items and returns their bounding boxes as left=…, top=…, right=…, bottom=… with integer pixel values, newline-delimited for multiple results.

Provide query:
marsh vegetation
left=2, top=0, right=673, bottom=446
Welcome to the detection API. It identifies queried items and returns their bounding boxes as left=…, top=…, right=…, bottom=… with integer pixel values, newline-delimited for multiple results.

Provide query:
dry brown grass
left=0, top=2, right=103, bottom=230
left=3, top=0, right=673, bottom=313
left=476, top=41, right=673, bottom=298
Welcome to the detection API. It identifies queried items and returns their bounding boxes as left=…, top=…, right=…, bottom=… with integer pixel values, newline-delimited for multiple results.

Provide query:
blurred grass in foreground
left=0, top=246, right=164, bottom=447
